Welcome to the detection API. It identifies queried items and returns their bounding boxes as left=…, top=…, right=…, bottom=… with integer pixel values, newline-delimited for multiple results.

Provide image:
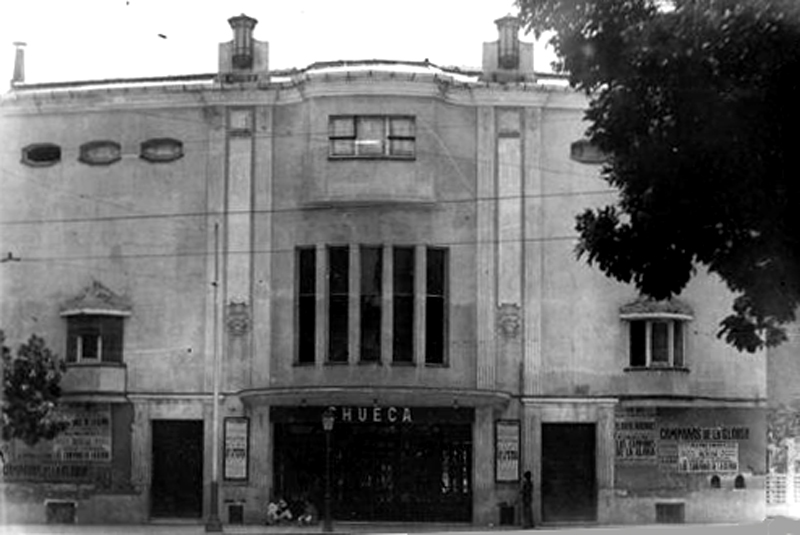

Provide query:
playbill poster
left=615, top=416, right=657, bottom=464
left=224, top=417, right=249, bottom=481
left=496, top=420, right=520, bottom=482
left=676, top=442, right=739, bottom=473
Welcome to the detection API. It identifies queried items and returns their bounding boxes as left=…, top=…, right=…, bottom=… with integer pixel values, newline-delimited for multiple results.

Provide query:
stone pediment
left=60, top=281, right=132, bottom=317
left=619, top=296, right=693, bottom=321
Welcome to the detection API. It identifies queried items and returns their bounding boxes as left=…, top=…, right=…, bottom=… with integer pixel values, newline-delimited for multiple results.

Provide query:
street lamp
left=322, top=407, right=335, bottom=532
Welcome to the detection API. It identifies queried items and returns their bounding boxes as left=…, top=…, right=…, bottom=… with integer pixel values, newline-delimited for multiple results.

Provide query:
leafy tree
left=1, top=330, right=68, bottom=446
left=516, top=0, right=800, bottom=351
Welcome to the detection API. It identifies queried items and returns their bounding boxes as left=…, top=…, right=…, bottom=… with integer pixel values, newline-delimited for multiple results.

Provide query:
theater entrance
left=272, top=406, right=473, bottom=522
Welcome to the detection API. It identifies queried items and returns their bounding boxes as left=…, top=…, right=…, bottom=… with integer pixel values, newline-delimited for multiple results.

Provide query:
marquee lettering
left=336, top=406, right=413, bottom=424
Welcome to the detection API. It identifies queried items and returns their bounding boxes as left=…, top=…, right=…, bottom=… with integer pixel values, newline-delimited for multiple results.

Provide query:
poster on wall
left=658, top=425, right=747, bottom=471
left=677, top=442, right=739, bottom=473
left=615, top=416, right=657, bottom=464
left=1, top=403, right=112, bottom=483
left=496, top=420, right=520, bottom=482
left=224, top=417, right=249, bottom=481
left=53, top=404, right=112, bottom=463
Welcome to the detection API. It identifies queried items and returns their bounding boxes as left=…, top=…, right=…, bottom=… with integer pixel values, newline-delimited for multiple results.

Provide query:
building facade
left=0, top=15, right=765, bottom=526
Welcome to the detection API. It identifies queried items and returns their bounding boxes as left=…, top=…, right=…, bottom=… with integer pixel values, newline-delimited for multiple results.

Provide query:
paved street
left=0, top=521, right=780, bottom=535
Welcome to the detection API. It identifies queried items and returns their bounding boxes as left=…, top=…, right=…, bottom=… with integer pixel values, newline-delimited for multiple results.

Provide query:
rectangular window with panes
left=329, top=116, right=416, bottom=159
left=66, top=315, right=124, bottom=364
left=629, top=319, right=685, bottom=368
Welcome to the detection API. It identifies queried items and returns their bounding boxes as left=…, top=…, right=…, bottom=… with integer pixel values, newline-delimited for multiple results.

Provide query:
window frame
left=21, top=143, right=62, bottom=167
left=296, top=246, right=317, bottom=365
left=359, top=245, right=383, bottom=363
left=328, top=115, right=416, bottom=160
left=392, top=246, right=416, bottom=364
left=327, top=245, right=350, bottom=364
left=65, top=314, right=125, bottom=365
left=424, top=247, right=448, bottom=366
left=626, top=318, right=687, bottom=370
left=79, top=140, right=122, bottom=166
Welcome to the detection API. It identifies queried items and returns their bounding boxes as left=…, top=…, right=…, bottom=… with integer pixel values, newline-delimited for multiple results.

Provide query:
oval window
left=79, top=141, right=121, bottom=166
left=570, top=139, right=609, bottom=164
left=140, top=138, right=183, bottom=163
left=22, top=143, right=62, bottom=167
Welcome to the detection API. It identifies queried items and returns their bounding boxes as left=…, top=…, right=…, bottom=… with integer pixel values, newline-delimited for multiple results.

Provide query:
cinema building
left=0, top=14, right=765, bottom=526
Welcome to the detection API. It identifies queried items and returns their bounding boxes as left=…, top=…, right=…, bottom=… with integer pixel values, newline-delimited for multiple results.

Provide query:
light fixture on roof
left=228, top=14, right=257, bottom=70
left=495, top=15, right=520, bottom=70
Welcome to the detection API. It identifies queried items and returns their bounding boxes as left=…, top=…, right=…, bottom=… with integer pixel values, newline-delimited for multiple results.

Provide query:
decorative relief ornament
left=497, top=302, right=521, bottom=338
left=226, top=300, right=251, bottom=337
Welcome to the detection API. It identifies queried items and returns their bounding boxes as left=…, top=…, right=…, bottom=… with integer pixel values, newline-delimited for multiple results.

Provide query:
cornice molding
left=1, top=76, right=588, bottom=116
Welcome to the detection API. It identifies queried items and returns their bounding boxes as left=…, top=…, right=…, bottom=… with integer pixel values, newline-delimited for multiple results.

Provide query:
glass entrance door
left=274, top=421, right=472, bottom=522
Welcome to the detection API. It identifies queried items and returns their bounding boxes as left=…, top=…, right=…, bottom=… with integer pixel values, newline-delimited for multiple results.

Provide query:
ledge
left=624, top=366, right=690, bottom=373
left=61, top=363, right=127, bottom=396
left=239, top=385, right=512, bottom=408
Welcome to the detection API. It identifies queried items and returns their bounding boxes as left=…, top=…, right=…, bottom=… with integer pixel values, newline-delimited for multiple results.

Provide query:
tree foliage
left=517, top=0, right=800, bottom=351
left=1, top=330, right=68, bottom=446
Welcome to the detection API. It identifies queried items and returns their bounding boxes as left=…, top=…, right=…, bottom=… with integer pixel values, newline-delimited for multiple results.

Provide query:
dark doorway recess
left=151, top=420, right=204, bottom=518
left=541, top=423, right=597, bottom=523
left=274, top=419, right=472, bottom=522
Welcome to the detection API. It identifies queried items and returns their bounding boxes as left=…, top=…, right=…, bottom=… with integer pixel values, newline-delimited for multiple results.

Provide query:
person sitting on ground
left=265, top=499, right=280, bottom=525
left=297, top=497, right=318, bottom=525
left=276, top=498, right=293, bottom=523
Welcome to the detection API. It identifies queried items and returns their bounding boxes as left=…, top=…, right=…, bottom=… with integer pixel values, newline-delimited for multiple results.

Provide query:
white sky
left=0, top=0, right=556, bottom=85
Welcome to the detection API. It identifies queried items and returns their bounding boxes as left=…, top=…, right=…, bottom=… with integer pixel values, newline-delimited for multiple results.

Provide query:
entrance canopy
left=239, top=385, right=510, bottom=408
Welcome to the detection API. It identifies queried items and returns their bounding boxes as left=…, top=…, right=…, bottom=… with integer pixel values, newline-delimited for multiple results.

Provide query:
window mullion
left=350, top=243, right=359, bottom=364
left=415, top=244, right=426, bottom=367
left=382, top=245, right=393, bottom=364
left=316, top=243, right=326, bottom=366
left=383, top=117, right=390, bottom=156
left=645, top=321, right=652, bottom=366
left=667, top=321, right=674, bottom=367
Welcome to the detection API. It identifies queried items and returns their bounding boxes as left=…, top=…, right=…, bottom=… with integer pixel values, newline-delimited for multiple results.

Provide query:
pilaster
left=523, top=107, right=544, bottom=396
left=225, top=107, right=256, bottom=391
left=476, top=106, right=497, bottom=389
left=252, top=105, right=273, bottom=386
left=473, top=406, right=496, bottom=524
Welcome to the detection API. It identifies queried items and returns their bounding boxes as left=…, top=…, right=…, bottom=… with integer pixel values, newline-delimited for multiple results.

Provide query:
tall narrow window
left=651, top=322, right=670, bottom=365
left=328, top=246, right=349, bottom=363
left=297, top=248, right=316, bottom=364
left=629, top=321, right=646, bottom=367
left=393, top=247, right=415, bottom=363
left=360, top=246, right=382, bottom=362
left=425, top=248, right=447, bottom=364
left=673, top=321, right=684, bottom=367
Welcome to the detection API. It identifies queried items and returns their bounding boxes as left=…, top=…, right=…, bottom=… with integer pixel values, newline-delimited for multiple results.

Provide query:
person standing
left=521, top=470, right=534, bottom=528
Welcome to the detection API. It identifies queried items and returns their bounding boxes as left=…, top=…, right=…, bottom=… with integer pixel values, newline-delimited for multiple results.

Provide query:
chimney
left=480, top=15, right=535, bottom=83
left=219, top=14, right=269, bottom=82
left=11, top=41, right=25, bottom=86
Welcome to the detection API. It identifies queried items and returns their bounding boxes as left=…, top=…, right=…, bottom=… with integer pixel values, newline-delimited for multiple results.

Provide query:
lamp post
left=321, top=407, right=335, bottom=532
left=205, top=223, right=222, bottom=532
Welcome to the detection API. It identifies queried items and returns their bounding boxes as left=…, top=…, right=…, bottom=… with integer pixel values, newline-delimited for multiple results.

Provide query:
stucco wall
left=265, top=96, right=479, bottom=391
left=0, top=105, right=212, bottom=393
left=532, top=108, right=766, bottom=401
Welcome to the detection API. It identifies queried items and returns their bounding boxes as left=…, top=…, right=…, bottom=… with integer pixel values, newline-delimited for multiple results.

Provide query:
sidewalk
left=0, top=521, right=772, bottom=535
left=1, top=523, right=483, bottom=535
